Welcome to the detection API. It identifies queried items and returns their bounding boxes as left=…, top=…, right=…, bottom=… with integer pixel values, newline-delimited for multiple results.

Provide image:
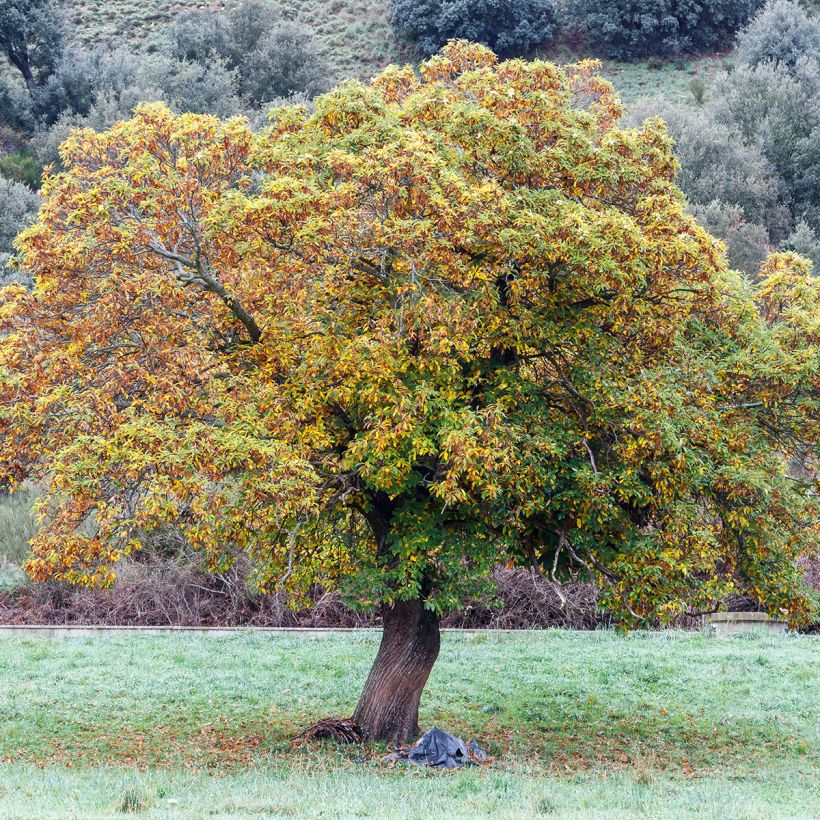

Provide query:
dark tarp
left=386, top=727, right=492, bottom=768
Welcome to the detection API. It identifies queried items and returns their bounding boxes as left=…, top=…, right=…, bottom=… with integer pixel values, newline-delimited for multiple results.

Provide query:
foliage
left=239, top=22, right=332, bottom=105
left=0, top=150, right=41, bottom=189
left=783, top=220, right=820, bottom=269
left=64, top=0, right=396, bottom=83
left=0, top=0, right=66, bottom=95
left=6, top=0, right=328, bottom=152
left=29, top=52, right=245, bottom=167
left=629, top=16, right=820, bottom=277
left=709, top=59, right=820, bottom=225
left=31, top=47, right=141, bottom=126
left=166, top=6, right=233, bottom=65
left=560, top=0, right=764, bottom=59
left=626, top=96, right=789, bottom=275
left=134, top=53, right=244, bottom=119
left=163, top=3, right=330, bottom=108
left=166, top=1, right=282, bottom=69
left=0, top=175, right=39, bottom=281
left=225, top=0, right=283, bottom=65
left=736, top=0, right=820, bottom=69
left=0, top=485, right=36, bottom=570
left=688, top=200, right=771, bottom=276
left=0, top=76, right=35, bottom=131
left=1, top=44, right=817, bottom=628
left=389, top=0, right=556, bottom=57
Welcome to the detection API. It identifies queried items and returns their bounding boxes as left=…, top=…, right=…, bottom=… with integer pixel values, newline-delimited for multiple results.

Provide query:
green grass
left=0, top=629, right=817, bottom=817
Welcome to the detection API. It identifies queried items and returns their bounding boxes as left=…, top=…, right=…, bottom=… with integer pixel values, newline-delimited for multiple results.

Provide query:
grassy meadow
left=0, top=629, right=817, bottom=817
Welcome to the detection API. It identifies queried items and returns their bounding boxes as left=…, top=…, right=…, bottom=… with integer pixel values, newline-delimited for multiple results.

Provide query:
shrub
left=708, top=58, right=820, bottom=218
left=782, top=220, right=820, bottom=270
left=162, top=2, right=328, bottom=107
left=689, top=76, right=706, bottom=103
left=560, top=0, right=764, bottom=59
left=628, top=98, right=791, bottom=239
left=166, top=8, right=230, bottom=65
left=134, top=54, right=243, bottom=118
left=736, top=0, right=820, bottom=69
left=239, top=22, right=331, bottom=105
left=0, top=149, right=41, bottom=188
left=0, top=487, right=38, bottom=570
left=0, top=174, right=39, bottom=285
left=0, top=75, right=34, bottom=131
left=224, top=0, right=282, bottom=66
left=630, top=51, right=820, bottom=274
left=31, top=47, right=141, bottom=125
left=165, top=1, right=283, bottom=69
left=689, top=200, right=771, bottom=275
left=389, top=0, right=557, bottom=57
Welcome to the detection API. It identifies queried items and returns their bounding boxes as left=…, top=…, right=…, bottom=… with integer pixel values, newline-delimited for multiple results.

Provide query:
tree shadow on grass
left=425, top=702, right=812, bottom=777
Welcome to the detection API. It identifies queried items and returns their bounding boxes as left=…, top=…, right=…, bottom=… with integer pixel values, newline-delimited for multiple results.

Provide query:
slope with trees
left=629, top=0, right=820, bottom=275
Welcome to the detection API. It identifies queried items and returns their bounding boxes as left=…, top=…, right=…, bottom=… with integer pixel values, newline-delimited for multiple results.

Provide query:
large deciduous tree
left=0, top=42, right=817, bottom=744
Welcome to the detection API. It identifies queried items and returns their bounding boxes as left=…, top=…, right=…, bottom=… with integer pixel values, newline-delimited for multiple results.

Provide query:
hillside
left=63, top=0, right=725, bottom=102
left=65, top=0, right=403, bottom=82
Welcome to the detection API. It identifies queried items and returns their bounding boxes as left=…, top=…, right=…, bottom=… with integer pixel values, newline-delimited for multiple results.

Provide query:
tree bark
left=7, top=50, right=36, bottom=99
left=352, top=598, right=440, bottom=746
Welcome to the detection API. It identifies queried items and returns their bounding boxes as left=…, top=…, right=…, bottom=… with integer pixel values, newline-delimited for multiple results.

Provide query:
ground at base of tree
left=0, top=630, right=817, bottom=818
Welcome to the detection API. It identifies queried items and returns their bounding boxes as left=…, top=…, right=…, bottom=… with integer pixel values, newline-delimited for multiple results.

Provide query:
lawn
left=0, top=629, right=817, bottom=817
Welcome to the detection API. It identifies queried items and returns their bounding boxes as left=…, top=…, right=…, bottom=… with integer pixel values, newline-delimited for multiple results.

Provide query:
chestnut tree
left=1, top=42, right=817, bottom=744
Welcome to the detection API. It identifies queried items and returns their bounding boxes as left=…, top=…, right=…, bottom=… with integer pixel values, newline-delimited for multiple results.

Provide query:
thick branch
left=148, top=243, right=262, bottom=344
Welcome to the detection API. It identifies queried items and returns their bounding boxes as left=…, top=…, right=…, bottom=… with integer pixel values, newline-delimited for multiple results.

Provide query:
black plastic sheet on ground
left=383, top=727, right=492, bottom=769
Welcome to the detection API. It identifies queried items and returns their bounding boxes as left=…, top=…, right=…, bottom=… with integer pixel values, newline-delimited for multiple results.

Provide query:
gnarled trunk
left=352, top=598, right=440, bottom=746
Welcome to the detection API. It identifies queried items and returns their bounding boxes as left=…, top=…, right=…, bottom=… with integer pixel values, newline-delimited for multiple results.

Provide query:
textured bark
left=352, top=598, right=440, bottom=745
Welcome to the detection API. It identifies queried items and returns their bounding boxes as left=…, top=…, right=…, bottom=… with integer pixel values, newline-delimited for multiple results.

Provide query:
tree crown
left=1, top=42, right=817, bottom=625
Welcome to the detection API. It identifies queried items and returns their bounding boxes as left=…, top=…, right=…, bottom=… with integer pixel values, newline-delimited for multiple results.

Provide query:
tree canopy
left=0, top=41, right=817, bottom=740
left=2, top=39, right=818, bottom=617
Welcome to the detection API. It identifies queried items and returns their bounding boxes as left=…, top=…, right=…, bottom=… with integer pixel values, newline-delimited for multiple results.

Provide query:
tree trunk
left=8, top=51, right=36, bottom=99
left=352, top=598, right=440, bottom=746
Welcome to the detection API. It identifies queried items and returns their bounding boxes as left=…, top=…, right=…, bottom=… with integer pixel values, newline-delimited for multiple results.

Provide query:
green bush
left=0, top=150, right=40, bottom=188
left=560, top=0, right=764, bottom=59
left=32, top=47, right=141, bottom=125
left=389, top=0, right=557, bottom=57
left=0, top=175, right=40, bottom=285
left=239, top=22, right=331, bottom=105
left=710, top=59, right=820, bottom=224
left=629, top=23, right=820, bottom=277
left=736, top=0, right=820, bottom=69
left=0, top=487, right=37, bottom=581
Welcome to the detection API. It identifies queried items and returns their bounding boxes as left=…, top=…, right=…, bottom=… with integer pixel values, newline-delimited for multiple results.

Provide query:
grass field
left=0, top=629, right=817, bottom=817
